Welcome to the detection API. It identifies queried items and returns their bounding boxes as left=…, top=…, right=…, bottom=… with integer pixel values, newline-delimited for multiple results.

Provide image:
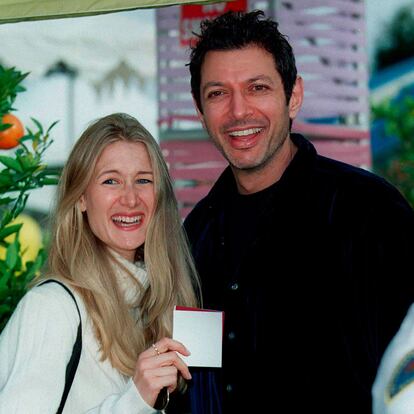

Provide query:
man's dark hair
left=189, top=9, right=298, bottom=113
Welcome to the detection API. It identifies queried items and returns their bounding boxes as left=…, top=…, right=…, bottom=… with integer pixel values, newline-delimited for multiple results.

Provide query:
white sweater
left=0, top=259, right=157, bottom=414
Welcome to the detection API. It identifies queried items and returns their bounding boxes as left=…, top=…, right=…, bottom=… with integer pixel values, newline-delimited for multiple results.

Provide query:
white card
left=173, top=306, right=223, bottom=367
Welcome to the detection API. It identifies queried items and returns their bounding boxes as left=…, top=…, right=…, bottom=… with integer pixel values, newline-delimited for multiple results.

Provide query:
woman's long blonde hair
left=43, top=113, right=200, bottom=376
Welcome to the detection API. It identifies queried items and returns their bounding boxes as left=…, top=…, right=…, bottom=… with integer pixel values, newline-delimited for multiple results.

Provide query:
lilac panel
left=169, top=166, right=227, bottom=181
left=292, top=44, right=366, bottom=63
left=284, top=0, right=364, bottom=13
left=304, top=80, right=368, bottom=98
left=159, top=82, right=192, bottom=93
left=296, top=62, right=368, bottom=82
left=281, top=24, right=365, bottom=46
left=279, top=11, right=363, bottom=30
left=162, top=146, right=225, bottom=164
left=159, top=99, right=195, bottom=111
left=158, top=66, right=189, bottom=77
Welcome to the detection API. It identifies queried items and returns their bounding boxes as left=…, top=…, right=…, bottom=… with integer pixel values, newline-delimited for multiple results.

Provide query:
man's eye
left=206, top=90, right=224, bottom=99
left=252, top=84, right=269, bottom=91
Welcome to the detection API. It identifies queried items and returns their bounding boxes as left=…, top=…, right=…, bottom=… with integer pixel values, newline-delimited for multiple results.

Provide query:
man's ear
left=79, top=195, right=87, bottom=212
left=288, top=76, right=304, bottom=119
left=193, top=96, right=206, bottom=129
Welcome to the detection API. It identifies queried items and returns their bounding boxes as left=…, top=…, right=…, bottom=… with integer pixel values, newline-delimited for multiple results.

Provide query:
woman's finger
left=156, top=351, right=192, bottom=380
left=139, top=337, right=190, bottom=360
left=152, top=337, right=191, bottom=356
left=133, top=337, right=192, bottom=407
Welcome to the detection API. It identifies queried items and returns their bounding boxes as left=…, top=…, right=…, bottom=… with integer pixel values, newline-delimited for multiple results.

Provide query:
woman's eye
left=137, top=178, right=152, bottom=184
left=103, top=178, right=117, bottom=185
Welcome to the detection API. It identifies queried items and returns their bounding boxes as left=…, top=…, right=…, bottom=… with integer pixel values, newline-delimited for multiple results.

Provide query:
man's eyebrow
left=202, top=81, right=224, bottom=94
left=202, top=75, right=275, bottom=93
left=248, top=75, right=275, bottom=84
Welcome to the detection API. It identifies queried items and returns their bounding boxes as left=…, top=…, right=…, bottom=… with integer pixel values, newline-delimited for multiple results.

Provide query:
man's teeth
left=229, top=128, right=262, bottom=137
left=112, top=216, right=142, bottom=224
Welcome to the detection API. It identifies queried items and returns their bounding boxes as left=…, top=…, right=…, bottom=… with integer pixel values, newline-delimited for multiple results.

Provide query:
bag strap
left=39, top=279, right=82, bottom=414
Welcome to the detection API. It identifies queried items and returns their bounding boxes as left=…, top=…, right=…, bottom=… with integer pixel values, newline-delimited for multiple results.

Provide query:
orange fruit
left=0, top=113, right=24, bottom=149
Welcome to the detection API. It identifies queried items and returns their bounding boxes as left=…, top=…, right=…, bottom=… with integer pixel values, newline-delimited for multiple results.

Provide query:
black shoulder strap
left=39, top=279, right=82, bottom=414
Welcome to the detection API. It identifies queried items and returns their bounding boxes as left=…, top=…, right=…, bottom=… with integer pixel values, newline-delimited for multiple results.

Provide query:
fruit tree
left=0, top=65, right=59, bottom=331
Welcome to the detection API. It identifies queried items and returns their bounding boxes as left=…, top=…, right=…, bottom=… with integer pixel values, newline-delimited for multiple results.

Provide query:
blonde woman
left=0, top=113, right=200, bottom=413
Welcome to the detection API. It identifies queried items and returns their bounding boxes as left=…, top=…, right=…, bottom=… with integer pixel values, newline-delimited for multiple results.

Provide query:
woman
left=0, top=113, right=200, bottom=412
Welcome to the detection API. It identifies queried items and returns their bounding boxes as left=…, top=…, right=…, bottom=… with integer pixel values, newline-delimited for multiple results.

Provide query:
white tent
left=0, top=11, right=155, bottom=84
left=0, top=0, right=217, bottom=23
left=0, top=0, right=218, bottom=212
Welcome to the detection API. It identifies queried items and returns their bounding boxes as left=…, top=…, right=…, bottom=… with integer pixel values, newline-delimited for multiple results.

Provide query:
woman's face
left=80, top=141, right=155, bottom=262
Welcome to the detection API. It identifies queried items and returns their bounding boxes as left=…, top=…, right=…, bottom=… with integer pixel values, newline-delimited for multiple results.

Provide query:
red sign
left=180, top=0, right=247, bottom=47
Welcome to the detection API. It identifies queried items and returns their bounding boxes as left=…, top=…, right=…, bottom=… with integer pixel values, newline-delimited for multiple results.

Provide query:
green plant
left=371, top=94, right=414, bottom=207
left=0, top=65, right=59, bottom=331
left=375, top=6, right=414, bottom=70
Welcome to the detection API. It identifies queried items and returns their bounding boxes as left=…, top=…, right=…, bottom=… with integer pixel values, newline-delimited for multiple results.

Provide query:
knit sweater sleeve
left=0, top=284, right=156, bottom=414
left=0, top=283, right=80, bottom=412
left=84, top=379, right=156, bottom=414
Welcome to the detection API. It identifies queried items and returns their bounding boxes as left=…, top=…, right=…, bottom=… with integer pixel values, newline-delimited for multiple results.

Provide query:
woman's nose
left=120, top=185, right=139, bottom=207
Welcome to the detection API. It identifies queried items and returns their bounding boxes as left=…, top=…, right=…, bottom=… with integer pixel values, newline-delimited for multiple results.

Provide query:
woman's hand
left=133, top=337, right=191, bottom=407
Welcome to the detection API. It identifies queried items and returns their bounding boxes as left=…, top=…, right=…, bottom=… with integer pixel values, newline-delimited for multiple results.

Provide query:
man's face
left=196, top=45, right=302, bottom=172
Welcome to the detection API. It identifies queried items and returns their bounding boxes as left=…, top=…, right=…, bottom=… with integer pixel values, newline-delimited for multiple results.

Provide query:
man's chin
left=229, top=159, right=263, bottom=172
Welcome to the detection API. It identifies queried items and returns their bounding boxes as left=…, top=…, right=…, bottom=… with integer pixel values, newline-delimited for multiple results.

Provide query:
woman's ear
left=79, top=195, right=87, bottom=212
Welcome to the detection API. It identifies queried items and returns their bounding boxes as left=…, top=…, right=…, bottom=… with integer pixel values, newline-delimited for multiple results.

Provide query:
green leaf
left=5, top=237, right=19, bottom=269
left=23, top=252, right=45, bottom=282
left=0, top=223, right=22, bottom=241
left=17, top=153, right=35, bottom=170
left=0, top=122, right=12, bottom=132
left=41, top=177, right=59, bottom=185
left=0, top=197, right=15, bottom=206
left=0, top=263, right=11, bottom=289
left=0, top=287, right=10, bottom=303
left=30, top=118, right=43, bottom=135
left=0, top=173, right=12, bottom=187
left=0, top=304, right=11, bottom=314
left=46, top=120, right=59, bottom=134
left=0, top=156, right=23, bottom=173
left=0, top=210, right=13, bottom=228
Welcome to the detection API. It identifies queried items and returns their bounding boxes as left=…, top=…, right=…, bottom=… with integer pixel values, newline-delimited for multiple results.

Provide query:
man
left=183, top=10, right=414, bottom=413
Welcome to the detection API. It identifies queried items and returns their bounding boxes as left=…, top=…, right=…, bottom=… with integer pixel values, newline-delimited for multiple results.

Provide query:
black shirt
left=185, top=133, right=414, bottom=413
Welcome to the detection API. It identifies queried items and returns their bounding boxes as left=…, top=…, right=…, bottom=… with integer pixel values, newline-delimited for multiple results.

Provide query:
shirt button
left=230, top=282, right=239, bottom=291
left=226, top=384, right=233, bottom=392
left=228, top=331, right=236, bottom=340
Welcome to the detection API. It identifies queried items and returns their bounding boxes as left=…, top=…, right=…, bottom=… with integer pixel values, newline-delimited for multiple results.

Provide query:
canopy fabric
left=0, top=10, right=156, bottom=83
left=0, top=0, right=218, bottom=24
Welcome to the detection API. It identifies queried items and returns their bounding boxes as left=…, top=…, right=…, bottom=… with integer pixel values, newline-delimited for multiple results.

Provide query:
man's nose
left=230, top=90, right=253, bottom=119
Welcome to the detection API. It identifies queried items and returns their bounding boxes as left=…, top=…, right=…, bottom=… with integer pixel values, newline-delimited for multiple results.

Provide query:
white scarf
left=110, top=250, right=149, bottom=306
